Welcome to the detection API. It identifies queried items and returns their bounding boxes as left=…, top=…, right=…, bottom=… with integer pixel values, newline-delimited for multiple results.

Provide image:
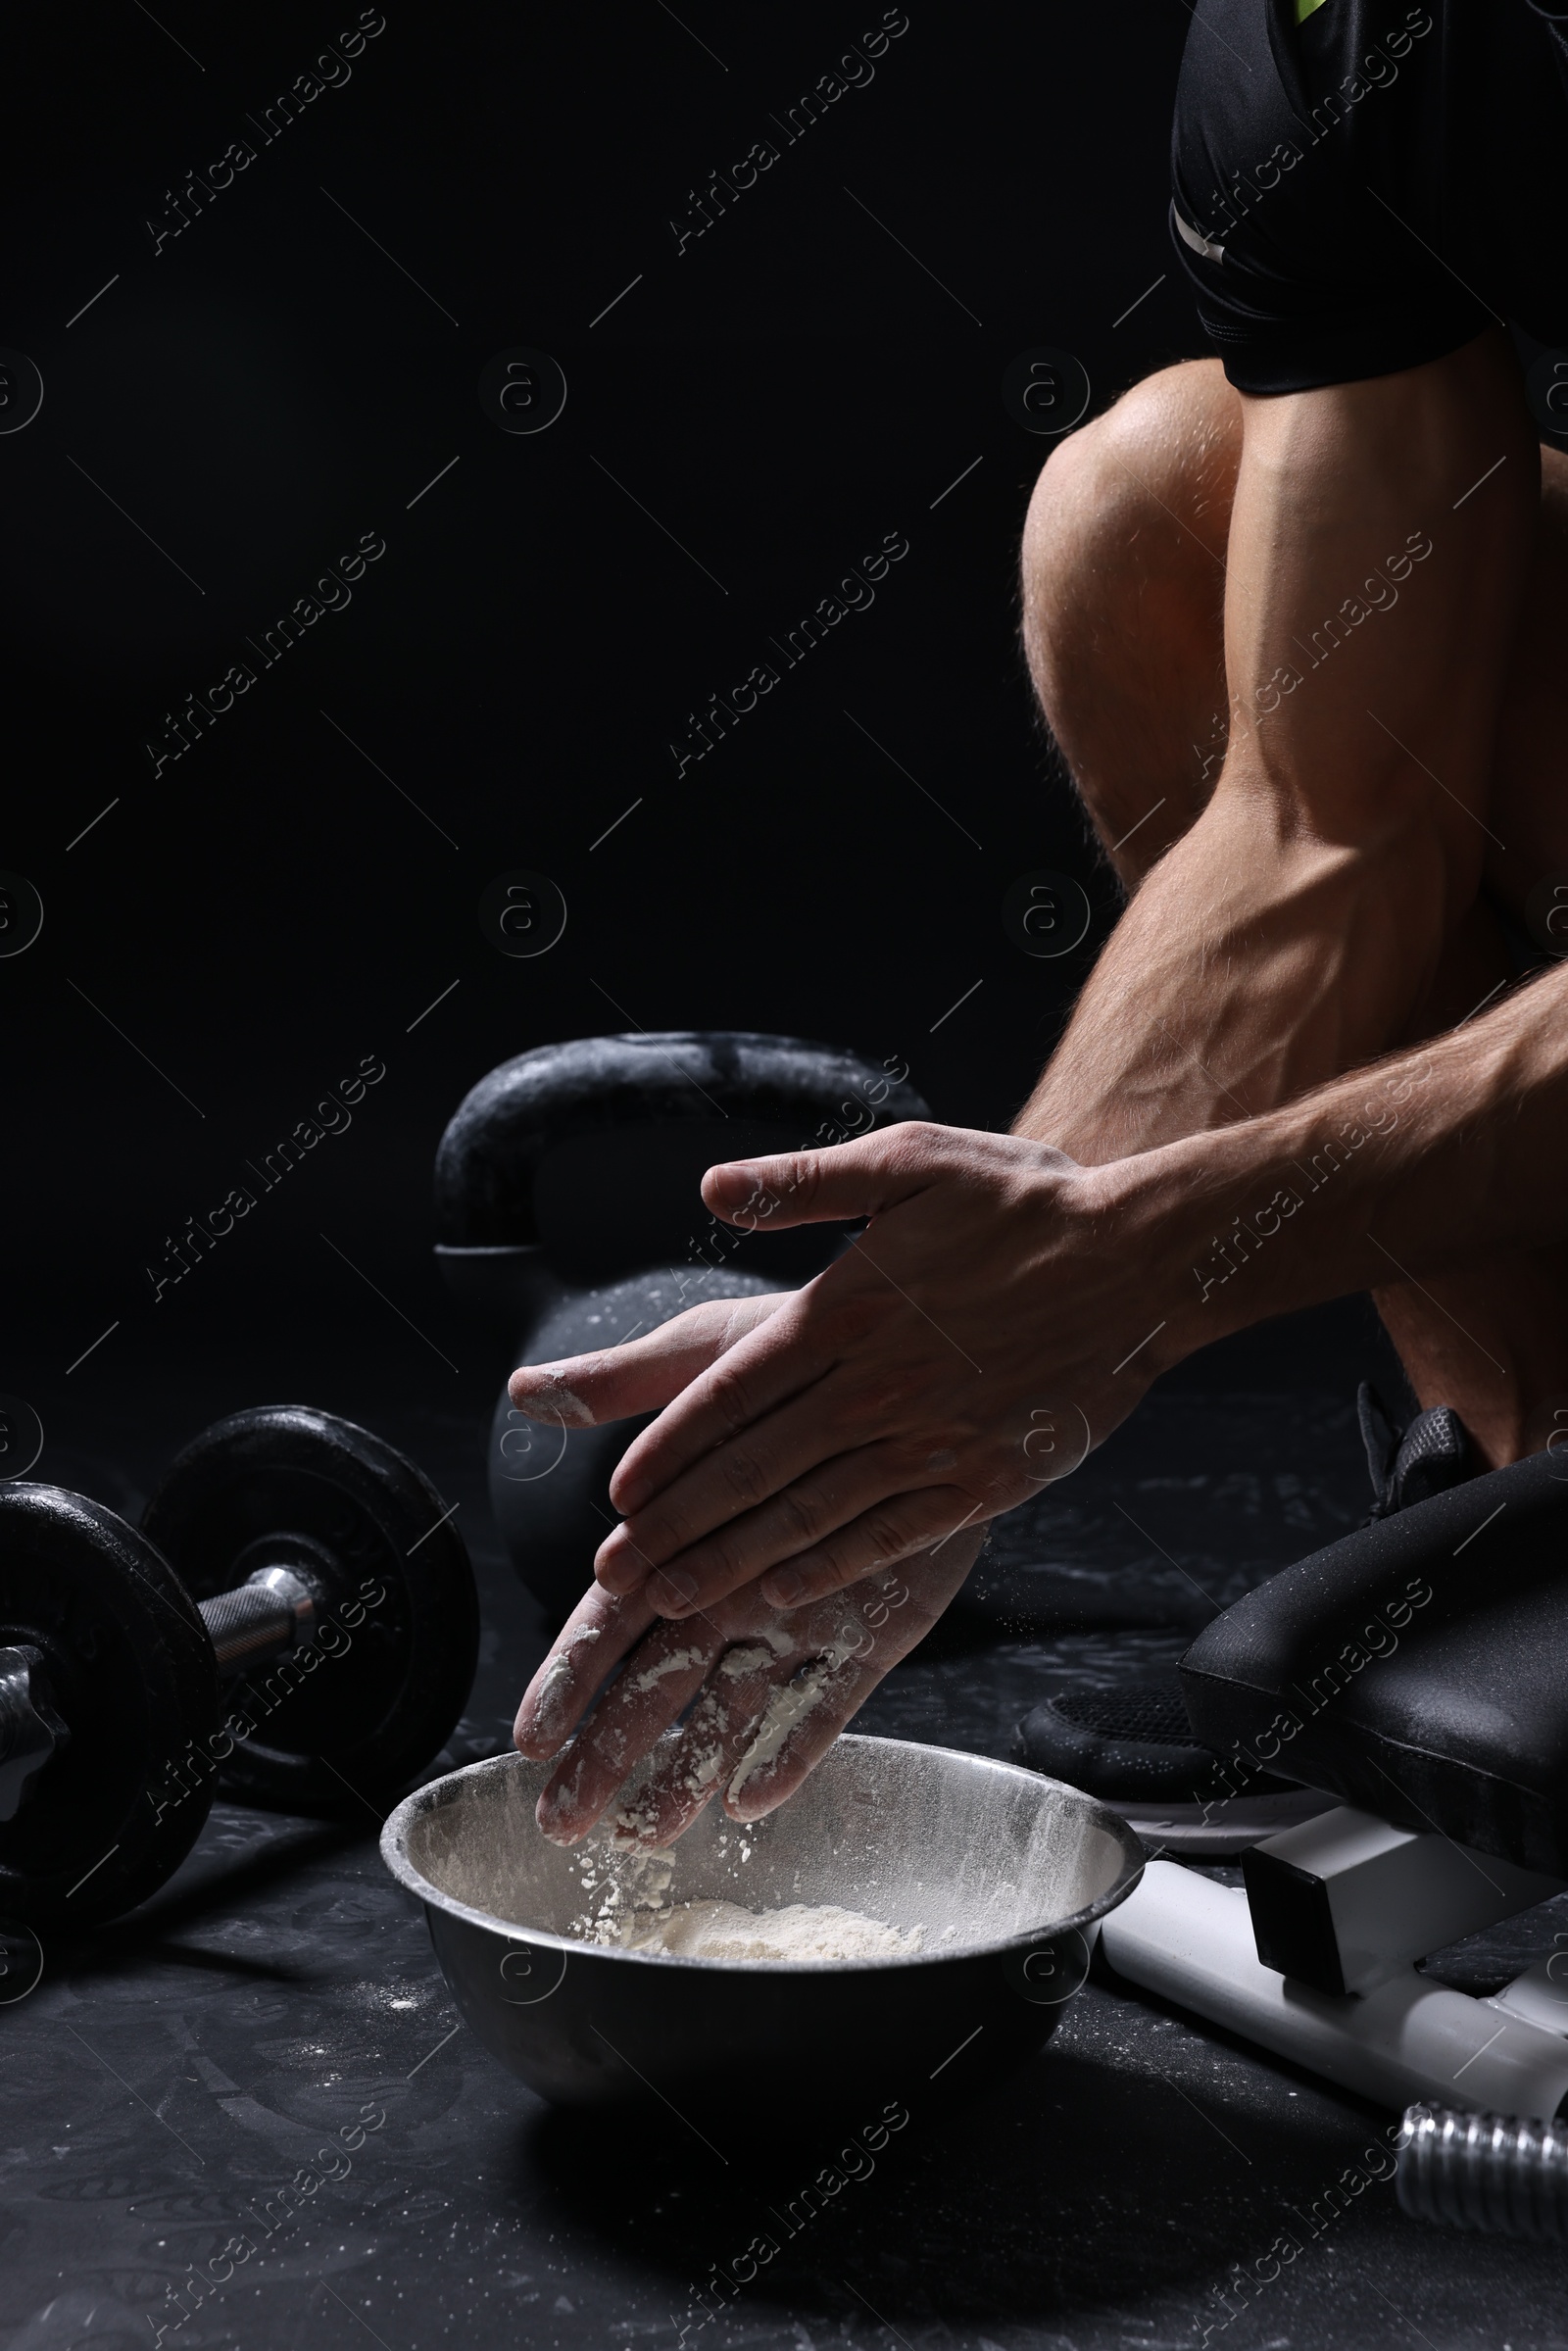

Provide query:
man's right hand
left=506, top=1125, right=1200, bottom=1620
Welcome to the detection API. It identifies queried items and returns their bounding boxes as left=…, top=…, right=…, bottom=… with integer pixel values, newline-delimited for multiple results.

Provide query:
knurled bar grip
left=198, top=1584, right=298, bottom=1675
left=1398, top=2104, right=1568, bottom=2238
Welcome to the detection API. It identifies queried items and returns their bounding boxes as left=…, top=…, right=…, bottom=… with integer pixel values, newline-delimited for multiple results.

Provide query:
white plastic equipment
left=1100, top=1805, right=1568, bottom=2120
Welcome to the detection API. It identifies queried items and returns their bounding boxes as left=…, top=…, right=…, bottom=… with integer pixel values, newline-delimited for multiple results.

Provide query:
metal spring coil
left=1397, top=2103, right=1568, bottom=2238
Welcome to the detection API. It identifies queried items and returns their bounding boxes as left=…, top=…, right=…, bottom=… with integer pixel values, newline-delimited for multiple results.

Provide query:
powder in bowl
left=587, top=1898, right=924, bottom=1962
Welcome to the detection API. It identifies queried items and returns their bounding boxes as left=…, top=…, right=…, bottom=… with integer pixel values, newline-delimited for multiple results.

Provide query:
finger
left=513, top=1585, right=656, bottom=1759
left=600, top=1384, right=878, bottom=1592
left=755, top=1491, right=985, bottom=1610
left=533, top=1617, right=727, bottom=1844
left=701, top=1122, right=955, bottom=1230
left=631, top=1636, right=829, bottom=1846
left=599, top=1292, right=841, bottom=1556
left=721, top=1653, right=879, bottom=1821
left=599, top=1313, right=987, bottom=1592
left=530, top=1576, right=808, bottom=1839
left=725, top=1542, right=982, bottom=1821
left=573, top=1535, right=985, bottom=1850
left=633, top=1472, right=980, bottom=1618
left=507, top=1294, right=788, bottom=1427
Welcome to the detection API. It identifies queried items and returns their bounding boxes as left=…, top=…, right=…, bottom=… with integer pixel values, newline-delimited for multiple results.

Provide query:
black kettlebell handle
left=433, top=1030, right=930, bottom=1324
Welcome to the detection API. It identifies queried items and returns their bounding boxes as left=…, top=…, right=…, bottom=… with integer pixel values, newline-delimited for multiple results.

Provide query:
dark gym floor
left=4, top=1298, right=1563, bottom=2351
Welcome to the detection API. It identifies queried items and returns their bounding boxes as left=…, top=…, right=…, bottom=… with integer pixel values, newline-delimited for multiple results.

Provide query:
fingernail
left=652, top=1568, right=699, bottom=1612
left=614, top=1475, right=650, bottom=1513
left=596, top=1552, right=647, bottom=1595
left=761, top=1566, right=805, bottom=1607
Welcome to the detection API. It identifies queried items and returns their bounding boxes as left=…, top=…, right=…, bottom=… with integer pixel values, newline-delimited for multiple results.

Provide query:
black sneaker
left=1012, top=1676, right=1331, bottom=1856
left=1357, top=1382, right=1474, bottom=1520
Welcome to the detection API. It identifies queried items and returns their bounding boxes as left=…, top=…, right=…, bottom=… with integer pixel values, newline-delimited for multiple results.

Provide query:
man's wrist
left=1075, top=1149, right=1248, bottom=1380
left=1099, top=1029, right=1465, bottom=1365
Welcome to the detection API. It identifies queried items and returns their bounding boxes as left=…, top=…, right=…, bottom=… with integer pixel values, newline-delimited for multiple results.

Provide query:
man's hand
left=513, top=1528, right=983, bottom=1845
left=507, top=1124, right=1178, bottom=1621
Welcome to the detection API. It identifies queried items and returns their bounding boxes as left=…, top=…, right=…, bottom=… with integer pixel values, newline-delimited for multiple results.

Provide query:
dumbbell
left=0, top=1404, right=478, bottom=1931
left=432, top=1030, right=930, bottom=1625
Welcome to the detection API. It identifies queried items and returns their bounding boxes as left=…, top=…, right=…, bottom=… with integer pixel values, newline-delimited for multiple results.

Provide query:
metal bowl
left=381, top=1735, right=1144, bottom=2112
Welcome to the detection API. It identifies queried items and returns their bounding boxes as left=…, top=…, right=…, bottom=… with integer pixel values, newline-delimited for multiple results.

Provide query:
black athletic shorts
left=1170, top=0, right=1568, bottom=392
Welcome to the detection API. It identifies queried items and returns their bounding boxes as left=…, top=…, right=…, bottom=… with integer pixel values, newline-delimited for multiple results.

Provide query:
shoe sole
left=1117, top=1787, right=1338, bottom=1859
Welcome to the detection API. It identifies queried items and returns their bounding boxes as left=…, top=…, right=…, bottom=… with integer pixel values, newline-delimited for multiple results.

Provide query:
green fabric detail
left=1297, top=0, right=1330, bottom=19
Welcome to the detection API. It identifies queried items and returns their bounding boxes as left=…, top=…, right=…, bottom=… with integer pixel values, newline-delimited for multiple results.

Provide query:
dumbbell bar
left=1, top=1559, right=331, bottom=1818
left=196, top=1561, right=319, bottom=1674
left=0, top=1404, right=479, bottom=1930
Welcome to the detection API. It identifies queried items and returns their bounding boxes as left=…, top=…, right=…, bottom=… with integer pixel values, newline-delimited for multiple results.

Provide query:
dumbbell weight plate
left=142, top=1406, right=479, bottom=1814
left=0, top=1486, right=217, bottom=1930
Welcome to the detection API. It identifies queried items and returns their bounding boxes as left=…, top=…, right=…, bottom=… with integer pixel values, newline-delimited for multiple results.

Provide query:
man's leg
left=1384, top=438, right=1568, bottom=1459
left=1017, top=338, right=1568, bottom=1464
left=1021, top=356, right=1240, bottom=885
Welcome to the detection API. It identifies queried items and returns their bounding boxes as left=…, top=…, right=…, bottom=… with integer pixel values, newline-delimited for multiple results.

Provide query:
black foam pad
left=1180, top=1450, right=1568, bottom=1876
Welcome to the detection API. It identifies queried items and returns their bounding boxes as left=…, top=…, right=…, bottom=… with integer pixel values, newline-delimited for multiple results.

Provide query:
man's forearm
left=502, top=971, right=1568, bottom=1627
left=1124, top=962, right=1568, bottom=1366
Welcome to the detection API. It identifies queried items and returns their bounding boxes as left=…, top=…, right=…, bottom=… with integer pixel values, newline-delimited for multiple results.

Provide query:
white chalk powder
left=528, top=1623, right=603, bottom=1739
left=521, top=1371, right=596, bottom=1427
left=630, top=1645, right=706, bottom=1693
left=606, top=1898, right=923, bottom=1962
left=717, top=1643, right=777, bottom=1678
left=726, top=1622, right=865, bottom=1802
left=564, top=1817, right=926, bottom=1961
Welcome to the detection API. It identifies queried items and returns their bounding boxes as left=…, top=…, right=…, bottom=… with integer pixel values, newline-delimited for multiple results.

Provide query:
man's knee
left=1021, top=360, right=1239, bottom=650
left=1025, top=359, right=1235, bottom=563
left=1020, top=357, right=1242, bottom=800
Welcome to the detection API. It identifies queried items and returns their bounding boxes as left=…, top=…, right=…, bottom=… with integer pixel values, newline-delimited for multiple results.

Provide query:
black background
left=12, top=18, right=1561, bottom=2345
left=2, top=0, right=1204, bottom=1398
